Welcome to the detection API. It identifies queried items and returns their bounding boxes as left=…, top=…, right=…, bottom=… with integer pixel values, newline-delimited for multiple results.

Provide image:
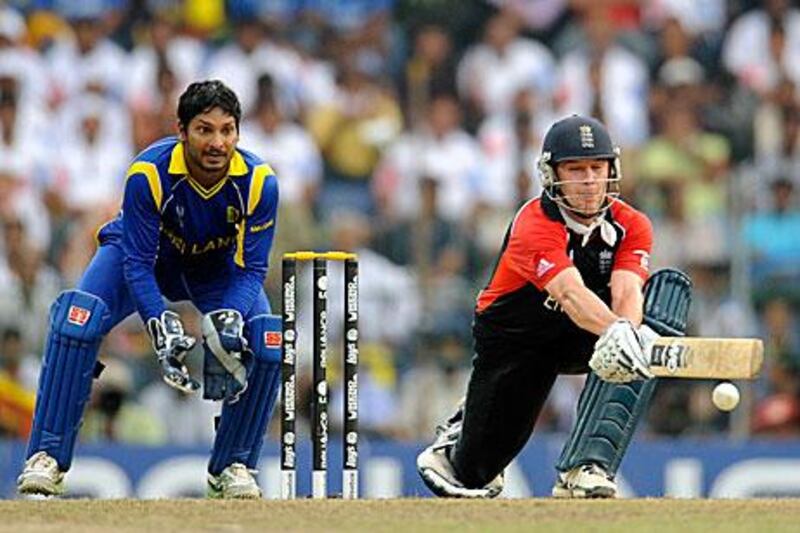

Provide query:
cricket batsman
left=417, top=115, right=692, bottom=498
left=18, top=80, right=282, bottom=499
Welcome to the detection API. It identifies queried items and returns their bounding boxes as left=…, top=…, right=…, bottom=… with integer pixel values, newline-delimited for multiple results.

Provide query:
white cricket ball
left=712, top=382, right=740, bottom=412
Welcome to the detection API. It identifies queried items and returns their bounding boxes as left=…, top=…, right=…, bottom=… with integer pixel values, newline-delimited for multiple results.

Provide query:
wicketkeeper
left=18, top=80, right=283, bottom=499
left=417, top=114, right=692, bottom=498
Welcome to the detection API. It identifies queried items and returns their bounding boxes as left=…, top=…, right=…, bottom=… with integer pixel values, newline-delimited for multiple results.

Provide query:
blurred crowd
left=1, top=0, right=800, bottom=446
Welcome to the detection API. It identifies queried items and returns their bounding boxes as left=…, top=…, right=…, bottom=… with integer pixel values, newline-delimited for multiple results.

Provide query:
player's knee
left=246, top=314, right=282, bottom=364
left=49, top=290, right=110, bottom=341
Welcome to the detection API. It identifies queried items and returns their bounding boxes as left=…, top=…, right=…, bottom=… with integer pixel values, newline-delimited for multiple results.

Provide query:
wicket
left=280, top=251, right=359, bottom=499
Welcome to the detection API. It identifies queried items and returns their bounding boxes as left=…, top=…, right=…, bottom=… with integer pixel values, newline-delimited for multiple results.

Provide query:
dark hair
left=177, top=80, right=242, bottom=131
left=2, top=326, right=21, bottom=343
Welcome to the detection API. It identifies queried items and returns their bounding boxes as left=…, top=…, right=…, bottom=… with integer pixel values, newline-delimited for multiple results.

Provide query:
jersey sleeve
left=612, top=209, right=653, bottom=281
left=224, top=165, right=278, bottom=315
left=504, top=203, right=572, bottom=290
left=121, top=165, right=167, bottom=322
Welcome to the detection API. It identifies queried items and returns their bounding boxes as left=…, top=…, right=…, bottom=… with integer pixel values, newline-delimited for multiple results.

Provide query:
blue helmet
left=537, top=115, right=621, bottom=217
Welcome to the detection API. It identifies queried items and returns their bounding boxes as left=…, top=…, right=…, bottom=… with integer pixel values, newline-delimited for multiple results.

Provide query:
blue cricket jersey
left=97, top=136, right=278, bottom=321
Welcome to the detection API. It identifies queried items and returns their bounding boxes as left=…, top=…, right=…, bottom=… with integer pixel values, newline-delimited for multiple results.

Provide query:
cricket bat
left=646, top=337, right=764, bottom=379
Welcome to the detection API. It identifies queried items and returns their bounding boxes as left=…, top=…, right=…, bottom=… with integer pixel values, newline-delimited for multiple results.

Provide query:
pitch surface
left=2, top=499, right=799, bottom=532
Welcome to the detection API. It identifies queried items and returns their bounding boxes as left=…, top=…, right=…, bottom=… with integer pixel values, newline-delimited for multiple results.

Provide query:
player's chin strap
left=555, top=268, right=693, bottom=477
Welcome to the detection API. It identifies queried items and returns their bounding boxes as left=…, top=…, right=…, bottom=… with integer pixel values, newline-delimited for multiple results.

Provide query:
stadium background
left=1, top=0, right=800, bottom=498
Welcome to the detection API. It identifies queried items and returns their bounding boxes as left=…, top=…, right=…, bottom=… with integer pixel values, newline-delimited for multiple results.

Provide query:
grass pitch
left=2, top=498, right=799, bottom=532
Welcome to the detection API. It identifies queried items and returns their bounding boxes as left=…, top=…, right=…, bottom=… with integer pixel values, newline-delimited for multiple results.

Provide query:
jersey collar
left=542, top=194, right=617, bottom=247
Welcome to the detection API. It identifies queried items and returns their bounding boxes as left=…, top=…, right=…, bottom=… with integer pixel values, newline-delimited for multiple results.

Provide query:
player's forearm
left=559, top=286, right=618, bottom=336
left=611, top=271, right=645, bottom=326
left=612, top=290, right=643, bottom=326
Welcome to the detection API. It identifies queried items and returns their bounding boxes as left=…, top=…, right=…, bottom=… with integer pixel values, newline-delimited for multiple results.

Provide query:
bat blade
left=647, top=337, right=764, bottom=379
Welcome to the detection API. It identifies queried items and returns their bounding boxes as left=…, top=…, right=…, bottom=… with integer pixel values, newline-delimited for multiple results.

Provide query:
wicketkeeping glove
left=147, top=311, right=200, bottom=393
left=589, top=318, right=653, bottom=383
left=201, top=309, right=252, bottom=402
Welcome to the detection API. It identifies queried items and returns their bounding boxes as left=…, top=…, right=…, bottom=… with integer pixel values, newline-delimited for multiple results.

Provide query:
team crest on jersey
left=227, top=206, right=242, bottom=224
left=599, top=250, right=613, bottom=274
left=536, top=258, right=556, bottom=278
left=579, top=125, right=595, bottom=148
left=265, top=331, right=282, bottom=348
left=67, top=305, right=91, bottom=326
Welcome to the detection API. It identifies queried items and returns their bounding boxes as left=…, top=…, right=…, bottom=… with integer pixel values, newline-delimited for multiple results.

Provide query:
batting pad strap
left=27, top=290, right=110, bottom=471
left=208, top=314, right=282, bottom=475
left=556, top=374, right=656, bottom=475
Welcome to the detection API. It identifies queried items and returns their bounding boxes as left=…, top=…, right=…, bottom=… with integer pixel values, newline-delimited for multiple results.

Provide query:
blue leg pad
left=26, top=290, right=109, bottom=471
left=208, top=314, right=282, bottom=475
left=556, top=374, right=656, bottom=474
left=556, top=268, right=692, bottom=475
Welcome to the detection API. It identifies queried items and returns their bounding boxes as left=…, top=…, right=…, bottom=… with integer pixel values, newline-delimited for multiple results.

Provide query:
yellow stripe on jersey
left=234, top=165, right=275, bottom=267
left=168, top=143, right=188, bottom=175
left=126, top=162, right=163, bottom=210
left=247, top=164, right=274, bottom=215
left=234, top=221, right=246, bottom=268
left=186, top=175, right=228, bottom=200
left=228, top=151, right=248, bottom=176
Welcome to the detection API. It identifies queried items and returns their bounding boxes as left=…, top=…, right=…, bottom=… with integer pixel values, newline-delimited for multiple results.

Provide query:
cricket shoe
left=416, top=404, right=503, bottom=498
left=17, top=451, right=65, bottom=497
left=207, top=463, right=262, bottom=499
left=552, top=463, right=617, bottom=499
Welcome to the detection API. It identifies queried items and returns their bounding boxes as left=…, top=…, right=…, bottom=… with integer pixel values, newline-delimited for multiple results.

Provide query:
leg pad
left=557, top=268, right=692, bottom=475
left=26, top=290, right=109, bottom=470
left=208, top=314, right=282, bottom=475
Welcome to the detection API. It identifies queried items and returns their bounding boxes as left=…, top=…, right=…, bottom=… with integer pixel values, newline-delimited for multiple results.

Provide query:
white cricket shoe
left=416, top=406, right=503, bottom=499
left=207, top=463, right=262, bottom=499
left=552, top=463, right=618, bottom=499
left=17, top=451, right=65, bottom=497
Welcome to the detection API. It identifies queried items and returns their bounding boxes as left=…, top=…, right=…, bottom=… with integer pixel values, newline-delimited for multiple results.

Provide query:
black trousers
left=451, top=326, right=595, bottom=488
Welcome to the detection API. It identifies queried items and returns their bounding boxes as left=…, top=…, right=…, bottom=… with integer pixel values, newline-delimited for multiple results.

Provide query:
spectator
left=402, top=23, right=457, bottom=128
left=477, top=87, right=550, bottom=211
left=555, top=5, right=650, bottom=148
left=139, top=381, right=219, bottom=445
left=373, top=92, right=485, bottom=225
left=241, top=75, right=324, bottom=287
left=753, top=79, right=800, bottom=180
left=127, top=11, right=204, bottom=149
left=0, top=326, right=39, bottom=392
left=457, top=12, right=556, bottom=122
left=0, top=221, right=62, bottom=353
left=81, top=358, right=167, bottom=444
left=722, top=0, right=800, bottom=96
left=46, top=4, right=129, bottom=107
left=49, top=93, right=131, bottom=217
left=307, top=56, right=402, bottom=216
left=0, top=75, right=51, bottom=250
left=637, top=100, right=731, bottom=266
left=0, top=5, right=50, bottom=113
left=396, top=329, right=471, bottom=440
left=742, top=177, right=800, bottom=296
left=205, top=15, right=302, bottom=116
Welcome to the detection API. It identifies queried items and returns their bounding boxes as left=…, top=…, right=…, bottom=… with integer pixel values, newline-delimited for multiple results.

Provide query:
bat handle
left=638, top=325, right=660, bottom=363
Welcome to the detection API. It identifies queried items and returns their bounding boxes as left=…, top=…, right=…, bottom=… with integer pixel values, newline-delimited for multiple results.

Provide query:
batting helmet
left=537, top=115, right=621, bottom=217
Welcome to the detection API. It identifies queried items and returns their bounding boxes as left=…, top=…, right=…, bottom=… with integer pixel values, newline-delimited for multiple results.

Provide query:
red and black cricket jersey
left=474, top=195, right=653, bottom=344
